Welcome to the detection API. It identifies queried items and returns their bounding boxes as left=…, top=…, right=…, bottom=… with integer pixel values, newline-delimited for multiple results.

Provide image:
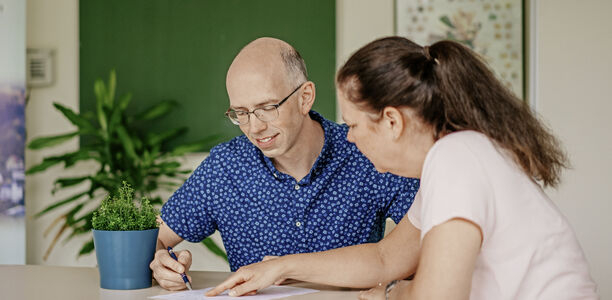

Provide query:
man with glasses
left=150, top=37, right=420, bottom=291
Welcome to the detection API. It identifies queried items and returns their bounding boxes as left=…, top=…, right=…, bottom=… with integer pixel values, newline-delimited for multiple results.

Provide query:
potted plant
left=26, top=70, right=226, bottom=261
left=92, top=181, right=158, bottom=290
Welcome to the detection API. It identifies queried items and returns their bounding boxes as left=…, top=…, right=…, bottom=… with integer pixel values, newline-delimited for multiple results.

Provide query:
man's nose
left=248, top=114, right=267, bottom=133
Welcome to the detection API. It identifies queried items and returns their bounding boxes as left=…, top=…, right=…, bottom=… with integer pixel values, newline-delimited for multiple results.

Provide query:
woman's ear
left=381, top=107, right=405, bottom=140
left=298, top=81, right=316, bottom=115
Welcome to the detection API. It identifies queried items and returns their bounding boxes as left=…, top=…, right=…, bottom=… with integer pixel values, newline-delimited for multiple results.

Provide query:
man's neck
left=272, top=117, right=325, bottom=182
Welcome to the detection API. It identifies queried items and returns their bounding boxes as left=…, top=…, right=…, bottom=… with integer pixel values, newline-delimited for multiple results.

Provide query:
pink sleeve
left=418, top=138, right=494, bottom=242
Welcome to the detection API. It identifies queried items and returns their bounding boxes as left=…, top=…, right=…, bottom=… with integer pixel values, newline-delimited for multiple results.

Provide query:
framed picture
left=395, top=0, right=525, bottom=99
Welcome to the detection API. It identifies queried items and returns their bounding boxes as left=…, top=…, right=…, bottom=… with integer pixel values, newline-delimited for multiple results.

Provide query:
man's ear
left=298, top=81, right=316, bottom=115
left=381, top=107, right=405, bottom=140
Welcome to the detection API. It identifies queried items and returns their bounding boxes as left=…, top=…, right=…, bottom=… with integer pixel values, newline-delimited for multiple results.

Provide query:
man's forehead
left=226, top=72, right=290, bottom=108
left=228, top=92, right=279, bottom=110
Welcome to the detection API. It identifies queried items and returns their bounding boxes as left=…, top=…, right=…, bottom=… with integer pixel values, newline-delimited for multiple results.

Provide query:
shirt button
left=273, top=173, right=278, bottom=178
left=294, top=184, right=300, bottom=190
left=295, top=221, right=302, bottom=227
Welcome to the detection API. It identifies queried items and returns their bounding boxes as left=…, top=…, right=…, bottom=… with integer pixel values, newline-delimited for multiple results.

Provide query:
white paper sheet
left=149, top=285, right=318, bottom=300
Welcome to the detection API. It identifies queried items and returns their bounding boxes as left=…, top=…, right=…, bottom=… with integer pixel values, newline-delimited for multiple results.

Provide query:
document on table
left=149, top=285, right=318, bottom=300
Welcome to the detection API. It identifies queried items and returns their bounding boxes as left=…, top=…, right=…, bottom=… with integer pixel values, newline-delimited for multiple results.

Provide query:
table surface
left=0, top=265, right=361, bottom=300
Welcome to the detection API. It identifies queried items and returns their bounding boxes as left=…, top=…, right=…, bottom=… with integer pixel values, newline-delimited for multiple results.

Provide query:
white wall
left=25, top=0, right=90, bottom=267
left=25, top=0, right=612, bottom=296
left=536, top=0, right=612, bottom=297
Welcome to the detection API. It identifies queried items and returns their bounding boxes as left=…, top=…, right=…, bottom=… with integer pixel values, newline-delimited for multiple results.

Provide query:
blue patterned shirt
left=161, top=111, right=419, bottom=271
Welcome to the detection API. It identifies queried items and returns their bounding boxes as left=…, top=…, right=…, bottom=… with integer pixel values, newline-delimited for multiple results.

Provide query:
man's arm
left=149, top=216, right=193, bottom=291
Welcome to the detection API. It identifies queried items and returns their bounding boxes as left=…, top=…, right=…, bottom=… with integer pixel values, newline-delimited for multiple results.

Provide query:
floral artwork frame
left=395, top=0, right=525, bottom=99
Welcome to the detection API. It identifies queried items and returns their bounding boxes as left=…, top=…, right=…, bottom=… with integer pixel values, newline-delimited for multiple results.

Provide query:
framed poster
left=0, top=0, right=26, bottom=264
left=396, top=0, right=525, bottom=98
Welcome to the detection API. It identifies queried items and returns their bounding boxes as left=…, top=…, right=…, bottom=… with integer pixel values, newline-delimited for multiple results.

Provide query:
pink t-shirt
left=407, top=131, right=598, bottom=299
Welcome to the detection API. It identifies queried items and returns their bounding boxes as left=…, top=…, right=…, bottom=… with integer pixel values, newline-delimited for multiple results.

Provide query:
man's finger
left=158, top=279, right=186, bottom=291
left=178, top=250, right=192, bottom=266
left=205, top=273, right=248, bottom=297
left=160, top=252, right=186, bottom=273
left=154, top=265, right=187, bottom=284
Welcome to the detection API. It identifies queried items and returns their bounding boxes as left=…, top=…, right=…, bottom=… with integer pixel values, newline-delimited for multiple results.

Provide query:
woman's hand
left=358, top=282, right=385, bottom=300
left=358, top=280, right=411, bottom=300
left=205, top=256, right=286, bottom=297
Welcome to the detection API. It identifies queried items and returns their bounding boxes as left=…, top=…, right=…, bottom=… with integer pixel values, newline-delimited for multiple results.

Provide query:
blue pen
left=167, top=246, right=193, bottom=290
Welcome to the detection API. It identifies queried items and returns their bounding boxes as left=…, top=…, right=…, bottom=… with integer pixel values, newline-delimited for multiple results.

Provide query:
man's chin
left=260, top=148, right=281, bottom=158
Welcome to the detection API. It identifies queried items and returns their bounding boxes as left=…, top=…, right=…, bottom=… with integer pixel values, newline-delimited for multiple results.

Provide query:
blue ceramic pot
left=93, top=228, right=159, bottom=290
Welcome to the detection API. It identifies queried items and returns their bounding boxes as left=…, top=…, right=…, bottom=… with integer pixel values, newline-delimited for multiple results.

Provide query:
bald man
left=149, top=38, right=419, bottom=290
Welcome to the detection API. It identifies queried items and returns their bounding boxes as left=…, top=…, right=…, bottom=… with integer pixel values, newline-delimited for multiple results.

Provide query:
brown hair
left=337, top=36, right=568, bottom=187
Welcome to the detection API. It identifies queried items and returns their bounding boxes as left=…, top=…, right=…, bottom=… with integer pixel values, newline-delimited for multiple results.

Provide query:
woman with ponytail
left=207, top=37, right=597, bottom=300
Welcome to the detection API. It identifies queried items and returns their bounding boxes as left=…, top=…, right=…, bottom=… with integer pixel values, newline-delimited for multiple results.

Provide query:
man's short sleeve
left=161, top=148, right=224, bottom=242
left=385, top=175, right=420, bottom=224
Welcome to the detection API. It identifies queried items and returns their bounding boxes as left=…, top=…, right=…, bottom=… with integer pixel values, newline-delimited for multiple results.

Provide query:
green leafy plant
left=92, top=182, right=158, bottom=231
left=27, top=70, right=226, bottom=261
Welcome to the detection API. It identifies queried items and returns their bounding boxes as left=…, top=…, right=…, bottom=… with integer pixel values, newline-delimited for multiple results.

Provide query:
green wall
left=80, top=0, right=336, bottom=150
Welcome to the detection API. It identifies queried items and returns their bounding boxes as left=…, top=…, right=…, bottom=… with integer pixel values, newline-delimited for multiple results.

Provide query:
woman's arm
left=206, top=215, right=421, bottom=297
left=387, top=218, right=482, bottom=300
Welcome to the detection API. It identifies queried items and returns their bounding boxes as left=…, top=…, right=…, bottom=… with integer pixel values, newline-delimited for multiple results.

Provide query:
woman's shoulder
left=427, top=130, right=494, bottom=161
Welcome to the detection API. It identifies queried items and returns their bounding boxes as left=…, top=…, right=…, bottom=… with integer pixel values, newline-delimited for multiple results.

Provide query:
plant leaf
left=115, top=125, right=139, bottom=161
left=65, top=203, right=86, bottom=225
left=27, top=131, right=79, bottom=150
left=34, top=191, right=88, bottom=218
left=170, top=134, right=223, bottom=156
left=440, top=15, right=455, bottom=29
left=53, top=176, right=90, bottom=193
left=94, top=79, right=108, bottom=132
left=146, top=127, right=188, bottom=146
left=118, top=92, right=132, bottom=111
left=52, top=102, right=96, bottom=132
left=26, top=157, right=63, bottom=174
left=78, top=239, right=95, bottom=256
left=134, top=100, right=178, bottom=121
left=107, top=69, right=116, bottom=108
left=26, top=149, right=99, bottom=174
left=201, top=237, right=228, bottom=262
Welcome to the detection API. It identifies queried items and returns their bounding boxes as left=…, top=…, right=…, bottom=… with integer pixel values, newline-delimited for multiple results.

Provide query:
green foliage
left=27, top=70, right=226, bottom=260
left=92, top=182, right=158, bottom=231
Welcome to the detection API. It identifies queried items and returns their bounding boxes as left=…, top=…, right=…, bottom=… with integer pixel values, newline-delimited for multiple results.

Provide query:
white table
left=0, top=265, right=361, bottom=299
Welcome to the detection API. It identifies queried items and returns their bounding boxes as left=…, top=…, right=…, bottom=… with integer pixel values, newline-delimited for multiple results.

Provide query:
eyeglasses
left=225, top=83, right=305, bottom=126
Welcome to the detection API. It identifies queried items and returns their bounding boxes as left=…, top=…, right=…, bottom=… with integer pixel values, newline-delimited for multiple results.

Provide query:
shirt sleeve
left=161, top=147, right=224, bottom=242
left=384, top=175, right=420, bottom=224
left=417, top=137, right=494, bottom=242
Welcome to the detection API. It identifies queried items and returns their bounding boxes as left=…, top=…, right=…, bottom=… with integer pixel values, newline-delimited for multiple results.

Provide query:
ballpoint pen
left=167, top=246, right=193, bottom=290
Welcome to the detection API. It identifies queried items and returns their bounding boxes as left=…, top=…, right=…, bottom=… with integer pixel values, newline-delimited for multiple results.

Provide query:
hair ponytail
left=337, top=37, right=568, bottom=187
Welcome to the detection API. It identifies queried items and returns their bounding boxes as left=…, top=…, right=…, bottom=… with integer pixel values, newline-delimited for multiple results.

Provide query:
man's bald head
left=227, top=37, right=307, bottom=90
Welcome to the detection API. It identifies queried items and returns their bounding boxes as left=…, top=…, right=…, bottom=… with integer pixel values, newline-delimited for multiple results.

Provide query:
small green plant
left=92, top=182, right=158, bottom=231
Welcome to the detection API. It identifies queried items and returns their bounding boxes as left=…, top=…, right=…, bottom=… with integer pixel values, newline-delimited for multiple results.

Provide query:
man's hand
left=149, top=248, right=192, bottom=291
left=205, top=257, right=286, bottom=297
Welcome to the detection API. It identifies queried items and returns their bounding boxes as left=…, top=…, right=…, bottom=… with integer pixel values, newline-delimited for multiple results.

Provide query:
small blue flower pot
left=93, top=228, right=159, bottom=290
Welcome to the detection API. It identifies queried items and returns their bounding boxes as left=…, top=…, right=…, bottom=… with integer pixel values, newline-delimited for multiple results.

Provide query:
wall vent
left=26, top=48, right=54, bottom=88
